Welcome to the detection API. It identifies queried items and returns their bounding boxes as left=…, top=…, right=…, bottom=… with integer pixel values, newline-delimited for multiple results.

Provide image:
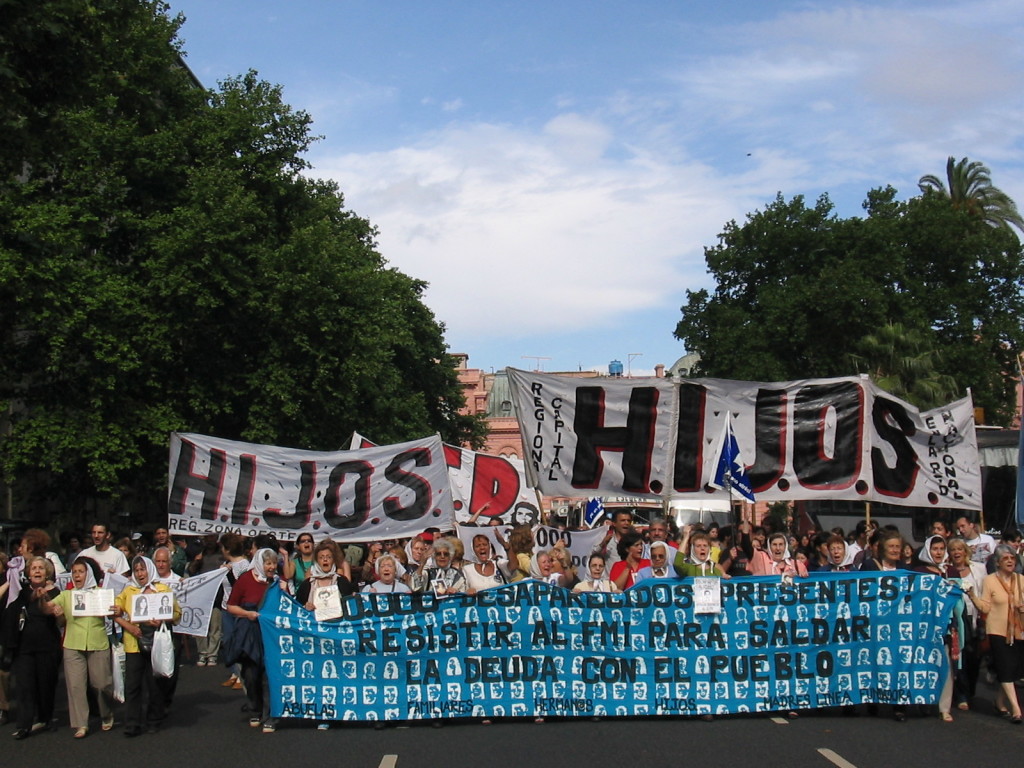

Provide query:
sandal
left=101, top=715, right=115, bottom=731
left=956, top=702, right=969, bottom=711
left=73, top=727, right=88, bottom=739
left=940, top=712, right=953, bottom=722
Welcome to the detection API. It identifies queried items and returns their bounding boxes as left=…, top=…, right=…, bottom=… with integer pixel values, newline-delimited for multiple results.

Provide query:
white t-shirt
left=965, top=532, right=997, bottom=563
left=77, top=545, right=129, bottom=575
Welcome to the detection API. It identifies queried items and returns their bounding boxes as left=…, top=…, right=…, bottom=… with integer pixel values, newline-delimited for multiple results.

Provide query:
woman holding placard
left=113, top=556, right=180, bottom=737
left=46, top=556, right=115, bottom=738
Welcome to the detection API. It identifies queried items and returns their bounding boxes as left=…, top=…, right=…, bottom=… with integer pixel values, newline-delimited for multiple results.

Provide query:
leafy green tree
left=919, top=156, right=1024, bottom=233
left=0, top=1, right=483, bottom=515
left=675, top=187, right=1024, bottom=423
left=849, top=322, right=960, bottom=409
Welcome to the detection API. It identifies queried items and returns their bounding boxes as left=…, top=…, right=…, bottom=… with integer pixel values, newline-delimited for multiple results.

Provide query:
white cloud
left=312, top=117, right=746, bottom=343
left=670, top=2, right=1024, bottom=183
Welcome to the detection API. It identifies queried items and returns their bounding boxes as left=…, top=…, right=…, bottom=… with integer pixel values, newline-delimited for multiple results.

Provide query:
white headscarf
left=919, top=535, right=948, bottom=569
left=72, top=558, right=99, bottom=590
left=130, top=556, right=158, bottom=589
left=251, top=548, right=277, bottom=583
left=529, top=551, right=550, bottom=579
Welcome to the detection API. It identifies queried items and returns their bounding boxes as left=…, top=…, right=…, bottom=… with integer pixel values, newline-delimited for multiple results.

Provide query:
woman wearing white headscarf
left=573, top=554, right=620, bottom=593
left=114, top=555, right=180, bottom=737
left=462, top=534, right=508, bottom=594
left=750, top=532, right=808, bottom=578
left=411, top=538, right=467, bottom=594
left=46, top=556, right=115, bottom=738
left=912, top=535, right=957, bottom=721
left=226, top=548, right=279, bottom=731
left=362, top=555, right=411, bottom=594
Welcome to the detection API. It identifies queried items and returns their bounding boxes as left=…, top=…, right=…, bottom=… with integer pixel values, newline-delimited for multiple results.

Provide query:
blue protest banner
left=260, top=572, right=959, bottom=721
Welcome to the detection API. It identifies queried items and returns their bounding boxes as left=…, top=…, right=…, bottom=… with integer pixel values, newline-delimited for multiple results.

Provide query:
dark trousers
left=124, top=652, right=165, bottom=729
left=12, top=649, right=61, bottom=731
left=240, top=656, right=265, bottom=717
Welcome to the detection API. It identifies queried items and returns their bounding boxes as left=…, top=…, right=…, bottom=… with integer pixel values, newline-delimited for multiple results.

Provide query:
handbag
left=111, top=642, right=126, bottom=702
left=151, top=623, right=175, bottom=678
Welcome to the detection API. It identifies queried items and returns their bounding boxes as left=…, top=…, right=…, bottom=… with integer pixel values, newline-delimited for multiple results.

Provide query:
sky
left=168, top=0, right=1024, bottom=377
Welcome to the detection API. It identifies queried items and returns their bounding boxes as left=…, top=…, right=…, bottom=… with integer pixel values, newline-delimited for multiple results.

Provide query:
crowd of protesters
left=2, top=508, right=1023, bottom=737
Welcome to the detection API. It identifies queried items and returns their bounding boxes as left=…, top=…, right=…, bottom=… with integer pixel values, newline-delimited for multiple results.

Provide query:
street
left=5, top=659, right=1023, bottom=768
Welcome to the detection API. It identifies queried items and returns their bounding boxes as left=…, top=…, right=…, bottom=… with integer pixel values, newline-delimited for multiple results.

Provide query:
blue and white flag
left=710, top=412, right=755, bottom=502
left=584, top=498, right=605, bottom=527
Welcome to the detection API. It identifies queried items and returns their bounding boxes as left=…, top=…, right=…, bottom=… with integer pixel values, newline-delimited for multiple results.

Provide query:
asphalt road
left=5, top=658, right=1023, bottom=768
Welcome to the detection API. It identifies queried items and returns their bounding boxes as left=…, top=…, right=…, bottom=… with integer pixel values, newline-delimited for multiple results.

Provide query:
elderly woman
left=2, top=556, right=61, bottom=739
left=822, top=534, right=855, bottom=572
left=947, top=536, right=987, bottom=710
left=674, top=532, right=724, bottom=578
left=226, top=548, right=280, bottom=731
left=966, top=543, right=1024, bottom=723
left=913, top=535, right=957, bottom=721
left=573, top=554, right=621, bottom=593
left=462, top=534, right=507, bottom=594
left=859, top=529, right=905, bottom=573
left=46, top=556, right=115, bottom=738
left=411, top=538, right=467, bottom=595
left=548, top=544, right=578, bottom=589
left=296, top=540, right=355, bottom=607
left=114, top=556, right=181, bottom=737
left=750, top=532, right=808, bottom=578
left=362, top=555, right=411, bottom=594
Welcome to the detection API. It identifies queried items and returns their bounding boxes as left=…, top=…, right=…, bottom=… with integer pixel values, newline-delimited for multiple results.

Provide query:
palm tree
left=919, top=156, right=1024, bottom=233
left=850, top=322, right=960, bottom=409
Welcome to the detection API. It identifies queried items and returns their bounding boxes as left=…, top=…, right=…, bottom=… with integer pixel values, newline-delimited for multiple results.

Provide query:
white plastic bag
left=151, top=623, right=175, bottom=678
left=111, top=642, right=126, bottom=702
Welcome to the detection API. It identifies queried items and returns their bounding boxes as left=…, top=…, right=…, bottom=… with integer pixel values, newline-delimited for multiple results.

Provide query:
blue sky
left=169, top=0, right=1024, bottom=376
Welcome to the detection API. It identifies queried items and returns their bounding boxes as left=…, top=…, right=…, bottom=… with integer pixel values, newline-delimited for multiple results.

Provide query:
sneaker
left=261, top=719, right=277, bottom=734
left=30, top=722, right=47, bottom=733
left=249, top=717, right=261, bottom=728
left=197, top=658, right=208, bottom=667
left=207, top=656, right=218, bottom=665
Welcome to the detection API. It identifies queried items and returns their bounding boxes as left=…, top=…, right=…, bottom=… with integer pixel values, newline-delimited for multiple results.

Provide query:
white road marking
left=817, top=748, right=858, bottom=768
left=379, top=756, right=398, bottom=768
left=769, top=716, right=789, bottom=724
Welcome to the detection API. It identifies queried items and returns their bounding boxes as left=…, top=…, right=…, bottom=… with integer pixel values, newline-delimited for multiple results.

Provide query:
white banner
left=507, top=369, right=981, bottom=510
left=167, top=433, right=454, bottom=541
left=169, top=569, right=228, bottom=638
left=351, top=433, right=540, bottom=526
left=529, top=524, right=607, bottom=571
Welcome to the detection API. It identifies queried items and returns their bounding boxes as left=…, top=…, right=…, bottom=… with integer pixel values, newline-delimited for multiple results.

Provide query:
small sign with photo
left=71, top=588, right=116, bottom=617
left=129, top=592, right=174, bottom=622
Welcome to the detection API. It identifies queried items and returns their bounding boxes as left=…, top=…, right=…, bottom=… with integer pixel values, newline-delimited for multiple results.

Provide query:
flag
left=710, top=412, right=755, bottom=502
left=584, top=497, right=605, bottom=527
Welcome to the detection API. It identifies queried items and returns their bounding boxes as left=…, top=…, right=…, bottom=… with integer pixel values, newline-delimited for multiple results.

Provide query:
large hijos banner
left=507, top=369, right=981, bottom=510
left=260, top=572, right=959, bottom=721
left=351, top=433, right=540, bottom=526
left=167, top=433, right=454, bottom=541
